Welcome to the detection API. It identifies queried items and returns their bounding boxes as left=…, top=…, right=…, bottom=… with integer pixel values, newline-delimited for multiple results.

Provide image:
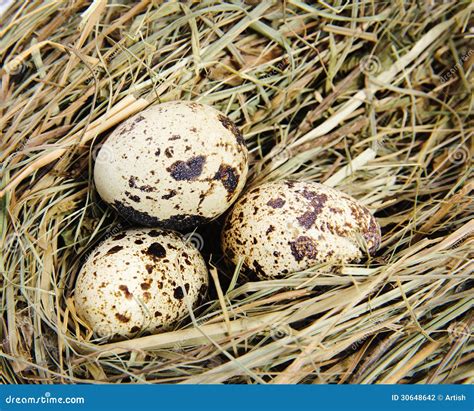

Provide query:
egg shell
left=74, top=228, right=208, bottom=338
left=221, top=180, right=381, bottom=279
left=94, top=101, right=249, bottom=230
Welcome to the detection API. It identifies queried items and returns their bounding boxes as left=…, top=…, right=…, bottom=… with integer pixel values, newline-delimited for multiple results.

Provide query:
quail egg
left=221, top=180, right=381, bottom=279
left=94, top=101, right=248, bottom=230
left=74, top=228, right=208, bottom=338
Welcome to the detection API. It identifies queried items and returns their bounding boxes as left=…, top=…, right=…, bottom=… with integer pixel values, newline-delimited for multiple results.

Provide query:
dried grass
left=0, top=0, right=472, bottom=384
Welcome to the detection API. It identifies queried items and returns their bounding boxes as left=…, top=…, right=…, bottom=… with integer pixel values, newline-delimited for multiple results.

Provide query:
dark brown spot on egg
left=217, top=114, right=245, bottom=145
left=167, top=156, right=206, bottom=181
left=130, top=326, right=140, bottom=333
left=143, top=291, right=151, bottom=302
left=112, top=232, right=127, bottom=241
left=214, top=164, right=239, bottom=195
left=106, top=245, right=123, bottom=255
left=128, top=176, right=138, bottom=188
left=169, top=134, right=180, bottom=140
left=289, top=236, right=319, bottom=262
left=190, top=127, right=197, bottom=132
left=148, top=230, right=161, bottom=237
left=128, top=176, right=155, bottom=192
left=135, top=239, right=144, bottom=245
left=267, top=198, right=285, bottom=208
left=154, top=311, right=162, bottom=317
left=144, top=242, right=166, bottom=259
left=119, top=285, right=132, bottom=299
left=141, top=279, right=152, bottom=290
left=173, top=287, right=184, bottom=300
left=145, top=264, right=153, bottom=274
left=165, top=147, right=174, bottom=158
left=252, top=260, right=266, bottom=277
left=296, top=192, right=328, bottom=229
left=266, top=225, right=275, bottom=235
left=297, top=210, right=318, bottom=230
left=140, top=185, right=154, bottom=193
left=125, top=191, right=141, bottom=203
left=155, top=149, right=161, bottom=157
left=115, top=313, right=130, bottom=323
left=162, top=189, right=177, bottom=200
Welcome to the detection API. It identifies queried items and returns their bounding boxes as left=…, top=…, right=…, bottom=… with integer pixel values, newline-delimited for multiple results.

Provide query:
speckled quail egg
left=221, top=180, right=381, bottom=279
left=94, top=101, right=248, bottom=230
left=74, top=228, right=208, bottom=338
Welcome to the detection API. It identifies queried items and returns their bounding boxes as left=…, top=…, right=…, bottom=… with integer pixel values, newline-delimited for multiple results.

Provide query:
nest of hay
left=1, top=1, right=472, bottom=384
